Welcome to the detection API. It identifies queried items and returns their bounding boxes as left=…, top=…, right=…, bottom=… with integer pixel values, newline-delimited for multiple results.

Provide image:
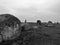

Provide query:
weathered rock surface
left=0, top=14, right=21, bottom=42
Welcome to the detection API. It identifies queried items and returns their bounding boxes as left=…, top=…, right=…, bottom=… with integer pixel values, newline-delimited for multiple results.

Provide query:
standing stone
left=0, top=14, right=21, bottom=41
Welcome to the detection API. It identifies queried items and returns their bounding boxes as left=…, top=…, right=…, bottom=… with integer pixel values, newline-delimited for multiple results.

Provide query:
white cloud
left=0, top=0, right=60, bottom=22
left=0, top=0, right=56, bottom=8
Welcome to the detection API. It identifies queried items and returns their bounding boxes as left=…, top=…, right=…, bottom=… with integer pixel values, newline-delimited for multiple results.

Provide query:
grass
left=20, top=23, right=60, bottom=45
left=1, top=23, right=60, bottom=45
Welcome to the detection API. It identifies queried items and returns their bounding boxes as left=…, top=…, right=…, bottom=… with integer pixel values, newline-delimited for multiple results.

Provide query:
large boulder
left=0, top=14, right=21, bottom=41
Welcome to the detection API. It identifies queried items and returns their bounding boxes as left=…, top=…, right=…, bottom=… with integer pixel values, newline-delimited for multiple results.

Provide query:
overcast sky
left=0, top=0, right=60, bottom=22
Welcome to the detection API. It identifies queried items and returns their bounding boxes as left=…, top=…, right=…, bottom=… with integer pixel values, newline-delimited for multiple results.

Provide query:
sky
left=0, top=0, right=60, bottom=22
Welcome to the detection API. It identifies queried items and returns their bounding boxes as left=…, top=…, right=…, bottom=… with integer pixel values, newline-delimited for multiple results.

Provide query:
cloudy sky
left=0, top=0, right=60, bottom=22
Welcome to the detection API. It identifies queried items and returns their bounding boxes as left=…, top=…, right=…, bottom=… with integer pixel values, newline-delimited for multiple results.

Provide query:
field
left=2, top=22, right=60, bottom=45
left=20, top=22, right=60, bottom=45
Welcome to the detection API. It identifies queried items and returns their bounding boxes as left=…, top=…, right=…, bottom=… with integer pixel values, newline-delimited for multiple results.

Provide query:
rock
left=0, top=14, right=21, bottom=41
